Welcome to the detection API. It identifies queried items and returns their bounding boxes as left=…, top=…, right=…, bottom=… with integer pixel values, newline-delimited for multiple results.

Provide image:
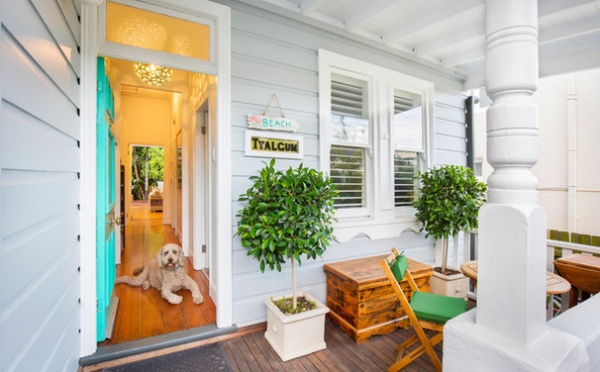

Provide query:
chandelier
left=133, top=62, right=173, bottom=87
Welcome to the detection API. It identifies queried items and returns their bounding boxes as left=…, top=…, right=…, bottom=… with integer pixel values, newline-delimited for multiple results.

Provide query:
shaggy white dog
left=116, top=243, right=204, bottom=305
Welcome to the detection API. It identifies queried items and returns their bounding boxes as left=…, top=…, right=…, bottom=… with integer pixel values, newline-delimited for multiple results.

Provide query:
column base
left=444, top=309, right=589, bottom=372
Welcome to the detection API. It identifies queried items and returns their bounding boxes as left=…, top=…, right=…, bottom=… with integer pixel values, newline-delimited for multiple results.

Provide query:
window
left=319, top=50, right=433, bottom=234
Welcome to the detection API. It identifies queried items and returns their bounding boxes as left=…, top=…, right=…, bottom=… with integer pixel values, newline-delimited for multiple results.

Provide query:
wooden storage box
left=323, top=255, right=432, bottom=343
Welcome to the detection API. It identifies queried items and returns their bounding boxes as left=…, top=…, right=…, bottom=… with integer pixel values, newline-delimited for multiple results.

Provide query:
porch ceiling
left=252, top=0, right=600, bottom=88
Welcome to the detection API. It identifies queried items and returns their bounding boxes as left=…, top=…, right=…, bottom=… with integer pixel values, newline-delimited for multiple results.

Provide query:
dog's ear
left=178, top=246, right=185, bottom=267
left=157, top=247, right=165, bottom=267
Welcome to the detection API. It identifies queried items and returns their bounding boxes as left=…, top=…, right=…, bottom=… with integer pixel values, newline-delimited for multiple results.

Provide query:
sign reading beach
left=247, top=114, right=300, bottom=132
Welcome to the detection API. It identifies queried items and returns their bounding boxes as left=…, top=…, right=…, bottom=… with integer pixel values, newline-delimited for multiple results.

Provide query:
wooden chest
left=323, top=255, right=432, bottom=343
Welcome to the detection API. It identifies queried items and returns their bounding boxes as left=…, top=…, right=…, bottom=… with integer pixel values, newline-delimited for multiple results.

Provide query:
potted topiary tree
left=413, top=164, right=487, bottom=297
left=236, top=159, right=338, bottom=361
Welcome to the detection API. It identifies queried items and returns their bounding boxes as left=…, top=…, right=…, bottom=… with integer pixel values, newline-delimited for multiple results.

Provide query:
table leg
left=569, top=286, right=578, bottom=308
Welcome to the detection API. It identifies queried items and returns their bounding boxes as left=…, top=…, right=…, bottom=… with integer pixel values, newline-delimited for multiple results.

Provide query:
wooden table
left=554, top=254, right=600, bottom=307
left=461, top=260, right=571, bottom=295
left=323, top=255, right=432, bottom=343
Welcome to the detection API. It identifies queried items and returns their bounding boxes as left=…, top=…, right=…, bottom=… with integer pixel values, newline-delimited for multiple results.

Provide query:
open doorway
left=131, top=145, right=164, bottom=207
left=96, top=57, right=217, bottom=347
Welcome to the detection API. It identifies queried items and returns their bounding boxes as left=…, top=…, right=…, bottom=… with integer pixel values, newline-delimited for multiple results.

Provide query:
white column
left=443, top=1, right=588, bottom=370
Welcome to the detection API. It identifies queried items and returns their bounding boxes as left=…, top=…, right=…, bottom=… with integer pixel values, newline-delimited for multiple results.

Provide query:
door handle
left=110, top=216, right=122, bottom=227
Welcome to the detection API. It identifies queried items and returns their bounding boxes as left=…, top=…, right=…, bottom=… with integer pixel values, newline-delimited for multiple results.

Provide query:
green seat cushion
left=410, top=292, right=467, bottom=324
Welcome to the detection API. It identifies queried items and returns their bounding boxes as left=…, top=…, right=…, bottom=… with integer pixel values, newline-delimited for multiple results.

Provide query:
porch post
left=443, top=1, right=588, bottom=370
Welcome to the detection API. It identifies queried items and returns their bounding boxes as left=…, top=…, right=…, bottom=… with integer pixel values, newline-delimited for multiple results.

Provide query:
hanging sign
left=247, top=114, right=300, bottom=132
left=245, top=130, right=303, bottom=159
left=247, top=93, right=301, bottom=132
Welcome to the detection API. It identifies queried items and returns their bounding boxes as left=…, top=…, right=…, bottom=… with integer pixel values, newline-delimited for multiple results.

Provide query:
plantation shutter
left=393, top=90, right=422, bottom=207
left=330, top=74, right=369, bottom=208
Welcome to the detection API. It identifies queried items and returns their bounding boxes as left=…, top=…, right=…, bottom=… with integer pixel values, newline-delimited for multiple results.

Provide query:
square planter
left=264, top=291, right=329, bottom=361
left=429, top=269, right=469, bottom=298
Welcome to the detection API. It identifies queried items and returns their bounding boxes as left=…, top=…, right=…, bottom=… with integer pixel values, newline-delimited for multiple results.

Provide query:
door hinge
left=202, top=244, right=207, bottom=253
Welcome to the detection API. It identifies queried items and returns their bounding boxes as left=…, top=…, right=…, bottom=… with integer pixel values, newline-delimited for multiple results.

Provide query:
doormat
left=100, top=343, right=232, bottom=372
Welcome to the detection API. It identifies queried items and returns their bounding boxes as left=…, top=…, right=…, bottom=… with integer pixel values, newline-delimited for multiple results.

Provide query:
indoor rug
left=101, top=343, right=232, bottom=372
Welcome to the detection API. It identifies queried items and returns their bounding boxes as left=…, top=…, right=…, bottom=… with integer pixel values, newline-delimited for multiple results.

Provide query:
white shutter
left=394, top=151, right=418, bottom=207
left=330, top=74, right=370, bottom=146
left=330, top=145, right=365, bottom=208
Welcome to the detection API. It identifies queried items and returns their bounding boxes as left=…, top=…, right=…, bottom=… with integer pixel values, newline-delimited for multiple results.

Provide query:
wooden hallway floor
left=98, top=205, right=216, bottom=346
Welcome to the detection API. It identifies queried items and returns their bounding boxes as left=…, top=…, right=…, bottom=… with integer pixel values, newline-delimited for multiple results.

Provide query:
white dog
left=116, top=243, right=204, bottom=305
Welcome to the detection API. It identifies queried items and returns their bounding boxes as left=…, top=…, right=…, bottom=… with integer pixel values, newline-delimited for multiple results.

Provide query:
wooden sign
left=245, top=130, right=303, bottom=159
left=247, top=114, right=300, bottom=132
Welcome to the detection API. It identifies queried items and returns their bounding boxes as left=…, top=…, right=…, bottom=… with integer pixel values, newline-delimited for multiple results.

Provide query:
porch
left=82, top=317, right=447, bottom=371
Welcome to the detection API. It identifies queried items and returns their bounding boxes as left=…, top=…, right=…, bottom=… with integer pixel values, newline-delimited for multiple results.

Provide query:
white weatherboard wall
left=222, top=1, right=469, bottom=326
left=1, top=1, right=82, bottom=371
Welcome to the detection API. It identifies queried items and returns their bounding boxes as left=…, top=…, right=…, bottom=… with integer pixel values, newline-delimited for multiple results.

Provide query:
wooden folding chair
left=380, top=248, right=467, bottom=372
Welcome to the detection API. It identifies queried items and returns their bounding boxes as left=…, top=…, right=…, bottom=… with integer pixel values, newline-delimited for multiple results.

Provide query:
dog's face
left=157, top=243, right=185, bottom=270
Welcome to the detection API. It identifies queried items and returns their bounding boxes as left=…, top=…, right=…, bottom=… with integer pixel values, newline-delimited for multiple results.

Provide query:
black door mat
left=100, top=343, right=232, bottom=372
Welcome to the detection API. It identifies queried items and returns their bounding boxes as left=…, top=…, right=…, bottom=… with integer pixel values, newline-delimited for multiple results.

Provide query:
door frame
left=193, top=106, right=209, bottom=271
left=79, top=0, right=232, bottom=356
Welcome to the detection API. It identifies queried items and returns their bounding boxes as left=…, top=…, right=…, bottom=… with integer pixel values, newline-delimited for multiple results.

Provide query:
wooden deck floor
left=83, top=318, right=443, bottom=371
left=221, top=319, right=442, bottom=372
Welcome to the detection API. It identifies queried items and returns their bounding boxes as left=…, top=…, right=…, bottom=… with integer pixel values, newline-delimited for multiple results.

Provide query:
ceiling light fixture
left=133, top=62, right=173, bottom=87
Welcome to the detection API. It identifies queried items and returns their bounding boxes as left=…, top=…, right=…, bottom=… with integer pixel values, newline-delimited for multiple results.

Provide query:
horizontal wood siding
left=226, top=3, right=467, bottom=326
left=1, top=1, right=81, bottom=371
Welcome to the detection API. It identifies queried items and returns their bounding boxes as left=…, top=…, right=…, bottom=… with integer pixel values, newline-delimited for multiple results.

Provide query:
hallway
left=99, top=205, right=216, bottom=346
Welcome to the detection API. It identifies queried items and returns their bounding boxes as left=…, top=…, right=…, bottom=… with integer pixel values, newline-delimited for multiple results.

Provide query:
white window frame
left=318, top=49, right=434, bottom=241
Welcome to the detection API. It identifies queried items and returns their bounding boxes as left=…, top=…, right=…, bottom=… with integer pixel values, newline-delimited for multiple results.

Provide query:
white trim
left=80, top=0, right=232, bottom=355
left=80, top=3, right=99, bottom=357
left=213, top=2, right=232, bottom=328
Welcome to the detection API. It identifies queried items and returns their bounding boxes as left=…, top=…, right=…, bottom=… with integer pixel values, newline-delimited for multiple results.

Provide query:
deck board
left=220, top=319, right=443, bottom=372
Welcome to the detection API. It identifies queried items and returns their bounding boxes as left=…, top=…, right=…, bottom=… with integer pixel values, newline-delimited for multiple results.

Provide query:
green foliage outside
left=413, top=165, right=487, bottom=273
left=132, top=146, right=164, bottom=201
left=236, top=159, right=338, bottom=310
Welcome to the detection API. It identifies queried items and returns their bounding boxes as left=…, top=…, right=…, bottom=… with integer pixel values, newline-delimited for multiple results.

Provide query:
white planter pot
left=264, top=291, right=329, bottom=361
left=429, top=269, right=469, bottom=298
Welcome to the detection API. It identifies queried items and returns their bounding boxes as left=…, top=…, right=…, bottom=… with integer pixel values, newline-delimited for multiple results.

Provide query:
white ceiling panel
left=250, top=0, right=600, bottom=88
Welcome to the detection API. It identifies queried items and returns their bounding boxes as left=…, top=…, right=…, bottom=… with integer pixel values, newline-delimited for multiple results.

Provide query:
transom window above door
left=100, top=0, right=218, bottom=75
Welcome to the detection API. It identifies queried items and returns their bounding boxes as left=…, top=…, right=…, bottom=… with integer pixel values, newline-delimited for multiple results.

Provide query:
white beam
left=539, top=0, right=598, bottom=17
left=299, top=0, right=323, bottom=14
left=344, top=0, right=397, bottom=31
left=416, top=25, right=484, bottom=56
left=382, top=0, right=481, bottom=44
left=539, top=13, right=600, bottom=44
left=442, top=46, right=485, bottom=67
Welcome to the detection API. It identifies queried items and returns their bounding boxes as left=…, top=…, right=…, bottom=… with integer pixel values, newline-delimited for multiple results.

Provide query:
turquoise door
left=96, top=57, right=117, bottom=341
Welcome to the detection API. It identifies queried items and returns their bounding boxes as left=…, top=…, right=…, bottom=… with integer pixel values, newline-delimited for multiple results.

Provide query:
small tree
left=236, top=159, right=338, bottom=311
left=413, top=165, right=487, bottom=274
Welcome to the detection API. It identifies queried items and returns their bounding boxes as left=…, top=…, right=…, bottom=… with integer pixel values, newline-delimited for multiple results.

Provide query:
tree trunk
left=291, top=255, right=297, bottom=310
left=144, top=147, right=149, bottom=201
left=441, top=236, right=448, bottom=274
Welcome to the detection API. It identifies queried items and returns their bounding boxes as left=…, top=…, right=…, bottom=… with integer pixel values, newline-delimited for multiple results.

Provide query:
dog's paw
left=193, top=295, right=204, bottom=305
left=142, top=281, right=150, bottom=290
left=168, top=295, right=183, bottom=304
